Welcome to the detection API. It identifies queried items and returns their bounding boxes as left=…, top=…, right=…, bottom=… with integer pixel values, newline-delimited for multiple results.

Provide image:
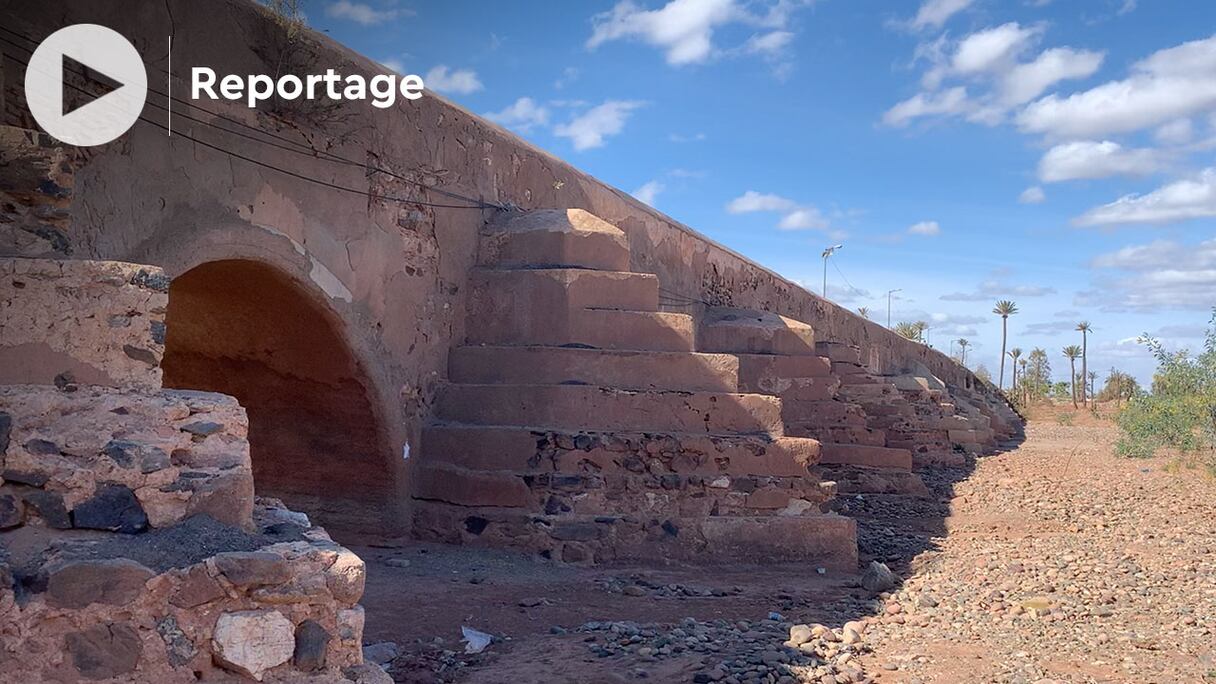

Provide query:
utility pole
left=886, top=288, right=901, bottom=327
left=821, top=244, right=843, bottom=298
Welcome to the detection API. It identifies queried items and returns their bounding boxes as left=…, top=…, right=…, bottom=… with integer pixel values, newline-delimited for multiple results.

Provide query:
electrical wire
left=0, top=27, right=501, bottom=210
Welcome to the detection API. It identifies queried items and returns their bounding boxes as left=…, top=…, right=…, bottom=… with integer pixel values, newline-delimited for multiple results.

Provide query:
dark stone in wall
left=72, top=484, right=149, bottom=533
left=293, top=620, right=331, bottom=671
left=65, top=623, right=142, bottom=680
left=22, top=489, right=70, bottom=528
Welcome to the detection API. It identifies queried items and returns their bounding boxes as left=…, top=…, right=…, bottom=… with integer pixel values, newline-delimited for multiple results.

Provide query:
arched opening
left=162, top=259, right=392, bottom=537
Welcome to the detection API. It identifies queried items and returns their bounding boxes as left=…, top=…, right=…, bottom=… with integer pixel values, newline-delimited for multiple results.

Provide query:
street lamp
left=821, top=244, right=843, bottom=298
left=886, top=288, right=901, bottom=328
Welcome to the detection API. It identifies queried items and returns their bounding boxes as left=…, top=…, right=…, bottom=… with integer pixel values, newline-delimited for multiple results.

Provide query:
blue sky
left=309, top=0, right=1216, bottom=388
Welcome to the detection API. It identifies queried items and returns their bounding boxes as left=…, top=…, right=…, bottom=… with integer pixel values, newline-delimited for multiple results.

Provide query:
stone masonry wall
left=1, top=258, right=168, bottom=389
left=0, top=384, right=253, bottom=532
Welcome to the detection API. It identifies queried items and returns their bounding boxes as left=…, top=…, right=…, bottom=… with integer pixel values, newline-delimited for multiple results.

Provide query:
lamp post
left=821, top=244, right=843, bottom=298
left=886, top=288, right=901, bottom=328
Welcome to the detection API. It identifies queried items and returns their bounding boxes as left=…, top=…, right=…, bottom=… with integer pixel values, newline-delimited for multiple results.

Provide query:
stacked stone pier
left=411, top=209, right=857, bottom=568
left=698, top=309, right=1022, bottom=497
left=0, top=258, right=382, bottom=683
left=699, top=312, right=925, bottom=497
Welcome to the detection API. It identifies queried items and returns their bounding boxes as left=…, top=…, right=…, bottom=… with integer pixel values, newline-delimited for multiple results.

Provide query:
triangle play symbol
left=61, top=54, right=125, bottom=117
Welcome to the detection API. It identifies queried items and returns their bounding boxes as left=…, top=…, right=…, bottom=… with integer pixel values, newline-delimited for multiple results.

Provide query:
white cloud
left=726, top=190, right=797, bottom=213
left=726, top=190, right=831, bottom=232
left=586, top=0, right=806, bottom=68
left=778, top=208, right=828, bottom=230
left=669, top=132, right=707, bottom=142
left=910, top=0, right=973, bottom=30
left=887, top=23, right=1103, bottom=127
left=883, top=87, right=970, bottom=127
left=484, top=97, right=550, bottom=133
left=1082, top=238, right=1216, bottom=311
left=952, top=23, right=1039, bottom=75
left=632, top=180, right=664, bottom=206
left=1038, top=140, right=1165, bottom=182
left=743, top=30, right=793, bottom=56
left=1019, top=185, right=1046, bottom=203
left=940, top=280, right=1056, bottom=301
left=423, top=66, right=483, bottom=95
left=380, top=57, right=406, bottom=73
left=1154, top=118, right=1193, bottom=145
left=999, top=47, right=1105, bottom=107
left=908, top=220, right=941, bottom=236
left=326, top=1, right=406, bottom=25
left=1017, top=33, right=1216, bottom=138
left=1075, top=167, right=1216, bottom=226
left=554, top=100, right=644, bottom=151
left=554, top=67, right=580, bottom=90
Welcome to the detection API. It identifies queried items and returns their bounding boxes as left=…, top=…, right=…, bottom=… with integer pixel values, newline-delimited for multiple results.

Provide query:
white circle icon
left=24, top=24, right=148, bottom=147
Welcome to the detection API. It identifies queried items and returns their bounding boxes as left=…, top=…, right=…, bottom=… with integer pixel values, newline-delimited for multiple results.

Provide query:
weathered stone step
left=412, top=500, right=858, bottom=568
left=810, top=426, right=887, bottom=447
left=698, top=308, right=816, bottom=356
left=421, top=425, right=818, bottom=476
left=734, top=354, right=832, bottom=394
left=818, top=443, right=912, bottom=471
left=466, top=308, right=695, bottom=352
left=469, top=267, right=659, bottom=313
left=479, top=208, right=631, bottom=271
left=411, top=462, right=833, bottom=518
left=433, top=384, right=785, bottom=435
left=815, top=341, right=863, bottom=365
left=449, top=345, right=739, bottom=393
left=780, top=399, right=869, bottom=428
left=820, top=464, right=929, bottom=497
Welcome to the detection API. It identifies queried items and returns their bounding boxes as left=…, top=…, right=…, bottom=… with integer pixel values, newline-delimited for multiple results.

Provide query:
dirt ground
left=350, top=418, right=1216, bottom=683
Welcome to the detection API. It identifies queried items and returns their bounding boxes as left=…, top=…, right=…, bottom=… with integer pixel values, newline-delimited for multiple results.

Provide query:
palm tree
left=1088, top=370, right=1098, bottom=404
left=1076, top=321, right=1091, bottom=407
left=993, top=300, right=1019, bottom=390
left=1063, top=345, right=1082, bottom=408
left=1019, top=358, right=1029, bottom=403
left=1008, top=348, right=1023, bottom=393
left=857, top=307, right=871, bottom=320
left=895, top=321, right=922, bottom=341
left=957, top=338, right=970, bottom=366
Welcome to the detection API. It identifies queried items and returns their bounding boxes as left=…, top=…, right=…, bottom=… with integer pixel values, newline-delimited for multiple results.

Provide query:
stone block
left=214, top=551, right=291, bottom=587
left=72, top=484, right=149, bottom=533
left=0, top=385, right=254, bottom=530
left=699, top=307, right=816, bottom=356
left=479, top=208, right=631, bottom=271
left=434, top=383, right=784, bottom=435
left=170, top=564, right=227, bottom=608
left=413, top=464, right=532, bottom=508
left=293, top=620, right=331, bottom=671
left=47, top=558, right=155, bottom=609
left=66, top=623, right=143, bottom=680
left=212, top=610, right=295, bottom=681
left=449, top=345, right=739, bottom=393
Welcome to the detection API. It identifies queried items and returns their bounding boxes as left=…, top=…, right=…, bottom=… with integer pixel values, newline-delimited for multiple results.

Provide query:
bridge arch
left=161, top=258, right=393, bottom=536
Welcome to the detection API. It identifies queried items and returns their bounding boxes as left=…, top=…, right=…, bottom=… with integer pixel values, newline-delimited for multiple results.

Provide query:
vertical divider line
left=167, top=34, right=172, bottom=136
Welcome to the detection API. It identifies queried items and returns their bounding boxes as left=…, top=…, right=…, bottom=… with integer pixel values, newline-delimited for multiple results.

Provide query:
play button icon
left=25, top=24, right=147, bottom=147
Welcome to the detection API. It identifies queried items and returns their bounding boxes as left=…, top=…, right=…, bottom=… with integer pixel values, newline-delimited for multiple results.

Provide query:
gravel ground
left=852, top=423, right=1216, bottom=683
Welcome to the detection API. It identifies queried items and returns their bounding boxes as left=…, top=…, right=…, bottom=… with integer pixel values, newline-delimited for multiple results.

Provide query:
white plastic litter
left=461, top=626, right=493, bottom=654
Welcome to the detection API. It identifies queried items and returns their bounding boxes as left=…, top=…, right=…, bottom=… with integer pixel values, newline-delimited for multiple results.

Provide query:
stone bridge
left=1, top=0, right=1021, bottom=564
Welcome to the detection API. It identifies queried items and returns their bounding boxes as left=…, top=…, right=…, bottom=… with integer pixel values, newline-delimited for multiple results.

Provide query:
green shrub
left=1115, top=310, right=1216, bottom=460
